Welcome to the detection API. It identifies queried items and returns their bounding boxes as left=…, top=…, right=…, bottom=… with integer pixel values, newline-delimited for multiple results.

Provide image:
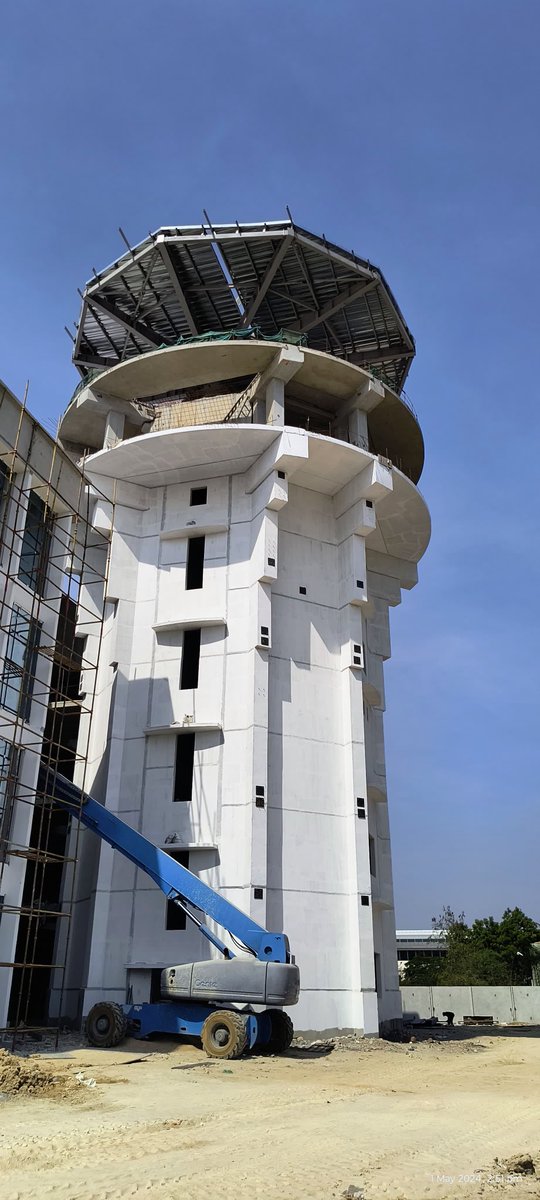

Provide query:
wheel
left=266, top=1010, right=294, bottom=1054
left=86, top=1002, right=128, bottom=1048
left=201, top=1010, right=248, bottom=1059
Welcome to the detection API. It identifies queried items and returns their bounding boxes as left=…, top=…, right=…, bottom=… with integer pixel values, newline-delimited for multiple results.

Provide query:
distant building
left=396, top=929, right=447, bottom=977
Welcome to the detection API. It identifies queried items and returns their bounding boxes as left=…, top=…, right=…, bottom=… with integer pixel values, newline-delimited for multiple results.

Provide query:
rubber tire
left=266, top=1010, right=294, bottom=1054
left=201, top=1010, right=248, bottom=1059
left=86, top=1002, right=128, bottom=1048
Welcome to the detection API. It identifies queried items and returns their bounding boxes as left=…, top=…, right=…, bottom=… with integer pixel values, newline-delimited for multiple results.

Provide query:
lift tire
left=201, top=1010, right=248, bottom=1059
left=266, top=1009, right=294, bottom=1054
left=86, top=1002, right=128, bottom=1048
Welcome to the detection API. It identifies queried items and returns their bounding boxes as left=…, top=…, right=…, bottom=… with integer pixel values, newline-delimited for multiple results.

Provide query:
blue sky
left=1, top=1, right=539, bottom=925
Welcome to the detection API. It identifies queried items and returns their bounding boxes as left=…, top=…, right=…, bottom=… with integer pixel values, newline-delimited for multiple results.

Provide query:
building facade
left=54, top=220, right=431, bottom=1036
left=396, top=930, right=447, bottom=978
left=0, top=380, right=106, bottom=1034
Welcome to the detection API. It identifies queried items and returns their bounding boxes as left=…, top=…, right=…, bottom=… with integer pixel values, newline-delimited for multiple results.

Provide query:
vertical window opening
left=369, top=834, right=377, bottom=877
left=174, top=733, right=195, bottom=802
left=0, top=738, right=20, bottom=853
left=185, top=536, right=205, bottom=590
left=165, top=848, right=190, bottom=929
left=190, top=487, right=207, bottom=506
left=374, top=951, right=382, bottom=997
left=19, top=490, right=52, bottom=595
left=180, top=628, right=201, bottom=690
left=0, top=607, right=41, bottom=721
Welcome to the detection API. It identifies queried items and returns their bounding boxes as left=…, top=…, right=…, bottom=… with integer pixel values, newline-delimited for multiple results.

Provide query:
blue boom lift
left=42, top=767, right=300, bottom=1059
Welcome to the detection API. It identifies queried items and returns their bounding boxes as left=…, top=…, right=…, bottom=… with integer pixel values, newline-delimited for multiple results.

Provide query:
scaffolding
left=0, top=380, right=110, bottom=1046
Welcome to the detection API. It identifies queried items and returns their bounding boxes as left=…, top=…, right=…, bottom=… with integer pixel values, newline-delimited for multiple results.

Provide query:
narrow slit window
left=165, top=848, right=190, bottom=929
left=190, top=487, right=207, bottom=507
left=185, top=536, right=205, bottom=590
left=369, top=834, right=377, bottom=877
left=180, top=628, right=201, bottom=690
left=174, top=733, right=195, bottom=802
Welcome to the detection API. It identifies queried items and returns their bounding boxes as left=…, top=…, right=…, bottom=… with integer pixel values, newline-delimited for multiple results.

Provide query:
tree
left=401, top=956, right=444, bottom=986
left=470, top=908, right=540, bottom=984
left=438, top=945, right=511, bottom=986
left=400, top=907, right=540, bottom=987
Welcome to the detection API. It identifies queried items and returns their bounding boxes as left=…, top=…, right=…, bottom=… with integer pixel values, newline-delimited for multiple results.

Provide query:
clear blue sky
left=1, top=1, right=539, bottom=926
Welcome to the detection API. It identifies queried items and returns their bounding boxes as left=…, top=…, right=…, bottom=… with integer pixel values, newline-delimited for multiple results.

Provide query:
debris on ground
left=504, top=1153, right=535, bottom=1175
left=0, top=1048, right=76, bottom=1098
left=342, top=1186, right=363, bottom=1198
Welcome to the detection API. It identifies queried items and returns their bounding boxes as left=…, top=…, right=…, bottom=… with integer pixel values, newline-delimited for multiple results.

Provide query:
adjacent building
left=0, top=380, right=106, bottom=1034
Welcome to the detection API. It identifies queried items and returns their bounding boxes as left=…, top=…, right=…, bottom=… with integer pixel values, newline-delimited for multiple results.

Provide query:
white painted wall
left=65, top=421, right=428, bottom=1037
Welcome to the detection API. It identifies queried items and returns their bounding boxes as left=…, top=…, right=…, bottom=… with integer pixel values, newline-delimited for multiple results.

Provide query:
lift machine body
left=44, top=768, right=299, bottom=1058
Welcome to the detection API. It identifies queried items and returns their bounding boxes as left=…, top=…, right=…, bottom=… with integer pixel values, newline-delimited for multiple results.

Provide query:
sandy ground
left=1, top=1028, right=540, bottom=1200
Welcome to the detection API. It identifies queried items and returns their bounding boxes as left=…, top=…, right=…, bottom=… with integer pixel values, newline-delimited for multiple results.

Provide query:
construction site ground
left=1, top=1026, right=540, bottom=1200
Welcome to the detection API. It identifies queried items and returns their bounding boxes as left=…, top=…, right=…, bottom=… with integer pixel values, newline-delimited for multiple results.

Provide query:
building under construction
left=0, top=219, right=430, bottom=1036
left=0, top=380, right=108, bottom=1037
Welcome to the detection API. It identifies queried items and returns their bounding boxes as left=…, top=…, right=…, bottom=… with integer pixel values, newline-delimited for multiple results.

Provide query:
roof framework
left=73, top=221, right=415, bottom=394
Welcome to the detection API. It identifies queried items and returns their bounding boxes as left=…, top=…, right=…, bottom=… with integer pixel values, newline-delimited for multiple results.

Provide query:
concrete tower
left=59, top=221, right=430, bottom=1035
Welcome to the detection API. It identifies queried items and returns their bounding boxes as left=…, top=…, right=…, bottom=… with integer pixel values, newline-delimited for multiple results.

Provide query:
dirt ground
left=1, top=1028, right=540, bottom=1200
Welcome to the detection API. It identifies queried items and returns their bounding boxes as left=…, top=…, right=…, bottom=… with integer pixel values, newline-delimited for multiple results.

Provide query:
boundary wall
left=401, top=986, right=540, bottom=1024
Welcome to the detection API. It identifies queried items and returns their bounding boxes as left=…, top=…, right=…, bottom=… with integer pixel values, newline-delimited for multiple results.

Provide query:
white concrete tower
left=59, top=221, right=430, bottom=1035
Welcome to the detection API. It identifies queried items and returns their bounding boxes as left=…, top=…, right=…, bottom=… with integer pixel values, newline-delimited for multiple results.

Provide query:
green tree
left=401, top=907, right=540, bottom=987
left=470, top=908, right=540, bottom=984
left=401, top=955, right=444, bottom=986
left=438, top=945, right=511, bottom=986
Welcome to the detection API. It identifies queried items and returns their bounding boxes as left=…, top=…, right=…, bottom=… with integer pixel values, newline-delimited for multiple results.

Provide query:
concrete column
left=348, top=408, right=369, bottom=449
left=265, top=379, right=285, bottom=427
left=104, top=410, right=125, bottom=450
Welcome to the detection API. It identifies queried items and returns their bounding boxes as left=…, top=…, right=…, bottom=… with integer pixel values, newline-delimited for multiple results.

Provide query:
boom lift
left=41, top=767, right=300, bottom=1059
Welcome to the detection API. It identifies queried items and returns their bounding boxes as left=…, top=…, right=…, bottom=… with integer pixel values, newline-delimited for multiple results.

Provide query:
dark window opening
left=0, top=739, right=20, bottom=853
left=361, top=894, right=370, bottom=907
left=374, top=951, right=382, bottom=997
left=186, top=536, right=205, bottom=590
left=174, top=733, right=195, bottom=802
left=0, top=607, right=41, bottom=721
left=366, top=500, right=373, bottom=509
left=165, top=848, right=190, bottom=929
left=190, top=487, right=207, bottom=507
left=356, top=580, right=364, bottom=589
left=260, top=625, right=269, bottom=647
left=353, top=643, right=363, bottom=667
left=299, top=586, right=307, bottom=596
left=19, top=490, right=53, bottom=595
left=255, top=796, right=265, bottom=808
left=267, top=557, right=276, bottom=567
left=278, top=471, right=286, bottom=479
left=253, top=887, right=264, bottom=900
left=369, top=834, right=377, bottom=877
left=0, top=460, right=11, bottom=545
left=356, top=797, right=366, bottom=819
left=180, top=628, right=201, bottom=689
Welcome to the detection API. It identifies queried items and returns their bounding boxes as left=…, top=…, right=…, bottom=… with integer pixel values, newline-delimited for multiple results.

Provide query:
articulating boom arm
left=39, top=766, right=289, bottom=964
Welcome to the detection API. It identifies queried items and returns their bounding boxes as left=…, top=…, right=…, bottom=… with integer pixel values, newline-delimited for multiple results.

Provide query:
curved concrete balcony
left=82, top=423, right=430, bottom=568
left=60, top=340, right=424, bottom=485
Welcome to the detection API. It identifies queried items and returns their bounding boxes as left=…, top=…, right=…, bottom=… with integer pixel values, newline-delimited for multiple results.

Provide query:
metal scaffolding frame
left=0, top=381, right=110, bottom=1046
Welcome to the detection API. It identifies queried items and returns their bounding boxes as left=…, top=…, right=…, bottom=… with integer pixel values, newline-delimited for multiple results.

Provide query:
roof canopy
left=73, top=220, right=415, bottom=394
